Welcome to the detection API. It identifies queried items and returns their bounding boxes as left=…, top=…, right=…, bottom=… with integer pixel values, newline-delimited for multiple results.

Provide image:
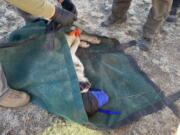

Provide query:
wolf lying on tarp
left=64, top=25, right=109, bottom=116
left=65, top=26, right=101, bottom=93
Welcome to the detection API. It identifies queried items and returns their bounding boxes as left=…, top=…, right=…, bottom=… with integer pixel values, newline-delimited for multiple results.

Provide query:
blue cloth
left=89, top=89, right=109, bottom=107
left=89, top=88, right=121, bottom=115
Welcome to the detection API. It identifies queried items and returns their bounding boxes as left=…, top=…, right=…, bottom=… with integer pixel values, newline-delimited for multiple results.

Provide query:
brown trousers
left=112, top=0, right=173, bottom=38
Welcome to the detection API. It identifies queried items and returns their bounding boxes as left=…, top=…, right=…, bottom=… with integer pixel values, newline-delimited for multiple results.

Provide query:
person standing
left=101, top=0, right=173, bottom=51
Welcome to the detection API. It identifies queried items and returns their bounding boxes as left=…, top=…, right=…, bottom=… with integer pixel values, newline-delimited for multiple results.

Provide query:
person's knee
left=152, top=0, right=173, bottom=12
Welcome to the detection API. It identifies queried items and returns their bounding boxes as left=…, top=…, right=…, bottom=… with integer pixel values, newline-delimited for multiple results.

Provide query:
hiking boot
left=166, top=7, right=177, bottom=23
left=166, top=15, right=177, bottom=22
left=0, top=89, right=30, bottom=108
left=101, top=15, right=127, bottom=27
left=137, top=37, right=154, bottom=51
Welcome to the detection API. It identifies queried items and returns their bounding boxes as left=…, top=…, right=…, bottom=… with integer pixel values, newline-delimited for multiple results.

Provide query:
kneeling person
left=0, top=0, right=77, bottom=108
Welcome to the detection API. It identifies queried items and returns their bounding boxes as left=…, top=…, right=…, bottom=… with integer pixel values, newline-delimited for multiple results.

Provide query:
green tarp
left=0, top=21, right=163, bottom=128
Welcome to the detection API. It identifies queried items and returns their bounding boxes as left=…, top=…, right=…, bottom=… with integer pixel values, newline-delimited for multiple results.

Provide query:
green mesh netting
left=0, top=21, right=162, bottom=128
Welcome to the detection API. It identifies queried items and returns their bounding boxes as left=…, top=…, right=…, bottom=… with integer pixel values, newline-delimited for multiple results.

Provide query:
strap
left=162, top=91, right=180, bottom=118
left=0, top=35, right=38, bottom=48
left=0, top=20, right=63, bottom=49
left=98, top=108, right=121, bottom=115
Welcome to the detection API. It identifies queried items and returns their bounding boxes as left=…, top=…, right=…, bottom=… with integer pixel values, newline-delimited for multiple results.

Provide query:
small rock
left=160, top=65, right=170, bottom=73
left=152, top=59, right=160, bottom=65
left=19, top=130, right=26, bottom=135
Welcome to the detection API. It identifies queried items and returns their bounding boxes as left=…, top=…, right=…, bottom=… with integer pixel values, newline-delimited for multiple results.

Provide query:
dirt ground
left=0, top=0, right=179, bottom=135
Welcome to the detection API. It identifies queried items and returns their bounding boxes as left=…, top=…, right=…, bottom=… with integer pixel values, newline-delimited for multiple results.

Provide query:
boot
left=0, top=89, right=30, bottom=108
left=101, top=14, right=127, bottom=27
left=166, top=15, right=177, bottom=22
left=101, top=0, right=131, bottom=27
left=137, top=37, right=154, bottom=51
left=166, top=8, right=177, bottom=23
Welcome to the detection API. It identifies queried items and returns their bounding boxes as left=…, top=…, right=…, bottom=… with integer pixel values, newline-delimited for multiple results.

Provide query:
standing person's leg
left=138, top=0, right=172, bottom=51
left=172, top=0, right=180, bottom=10
left=101, top=0, right=132, bottom=27
left=0, top=64, right=30, bottom=108
left=166, top=0, right=179, bottom=22
left=143, top=0, right=173, bottom=39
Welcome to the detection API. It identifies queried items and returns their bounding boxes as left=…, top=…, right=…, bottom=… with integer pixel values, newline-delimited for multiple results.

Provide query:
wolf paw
left=79, top=41, right=90, bottom=48
left=90, top=37, right=101, bottom=44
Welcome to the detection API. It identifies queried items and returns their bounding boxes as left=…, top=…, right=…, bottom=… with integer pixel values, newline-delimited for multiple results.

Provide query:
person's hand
left=51, top=7, right=77, bottom=26
left=58, top=0, right=77, bottom=16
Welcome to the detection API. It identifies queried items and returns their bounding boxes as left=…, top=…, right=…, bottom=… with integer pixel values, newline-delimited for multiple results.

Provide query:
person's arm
left=6, top=0, right=55, bottom=19
left=6, top=0, right=77, bottom=26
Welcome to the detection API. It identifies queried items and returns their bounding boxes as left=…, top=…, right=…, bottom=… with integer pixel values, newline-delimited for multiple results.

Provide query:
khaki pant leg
left=0, top=64, right=9, bottom=96
left=112, top=0, right=132, bottom=19
left=143, top=0, right=173, bottom=38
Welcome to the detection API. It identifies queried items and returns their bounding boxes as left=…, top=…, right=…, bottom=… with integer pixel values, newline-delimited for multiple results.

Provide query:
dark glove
left=61, top=0, right=77, bottom=15
left=51, top=7, right=77, bottom=26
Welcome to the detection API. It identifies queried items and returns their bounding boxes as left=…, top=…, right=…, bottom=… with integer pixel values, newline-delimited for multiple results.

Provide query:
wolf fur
left=65, top=28, right=101, bottom=91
